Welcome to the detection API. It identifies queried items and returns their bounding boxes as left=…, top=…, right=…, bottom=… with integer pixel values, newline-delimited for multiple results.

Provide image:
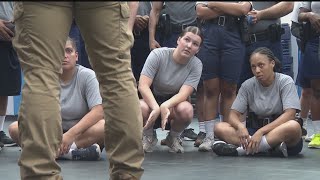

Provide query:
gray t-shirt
left=164, top=2, right=197, bottom=25
left=60, top=65, right=102, bottom=121
left=249, top=2, right=281, bottom=33
left=0, top=2, right=13, bottom=21
left=141, top=47, right=202, bottom=96
left=232, top=73, right=301, bottom=117
left=137, top=1, right=151, bottom=16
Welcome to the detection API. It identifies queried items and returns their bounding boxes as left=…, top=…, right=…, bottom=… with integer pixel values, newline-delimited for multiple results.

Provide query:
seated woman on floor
left=9, top=37, right=105, bottom=161
left=139, top=26, right=203, bottom=153
left=212, top=47, right=303, bottom=157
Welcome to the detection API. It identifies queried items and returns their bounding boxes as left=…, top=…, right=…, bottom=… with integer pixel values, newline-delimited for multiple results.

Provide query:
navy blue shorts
left=302, top=37, right=320, bottom=79
left=0, top=41, right=21, bottom=96
left=197, top=23, right=245, bottom=84
left=247, top=128, right=303, bottom=156
left=296, top=50, right=311, bottom=88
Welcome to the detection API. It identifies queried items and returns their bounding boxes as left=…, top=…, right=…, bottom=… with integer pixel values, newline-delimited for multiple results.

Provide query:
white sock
left=258, top=135, right=271, bottom=152
left=236, top=135, right=271, bottom=155
left=302, top=118, right=307, bottom=129
left=204, top=120, right=215, bottom=138
left=219, top=115, right=223, bottom=122
left=170, top=130, right=182, bottom=137
left=312, top=120, right=320, bottom=134
left=143, top=128, right=154, bottom=136
left=0, top=116, right=5, bottom=131
left=199, top=122, right=205, bottom=133
left=70, top=142, right=77, bottom=150
left=59, top=149, right=73, bottom=160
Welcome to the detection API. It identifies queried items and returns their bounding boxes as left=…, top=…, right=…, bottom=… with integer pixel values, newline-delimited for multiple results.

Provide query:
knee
left=221, top=85, right=237, bottom=98
left=287, top=120, right=302, bottom=137
left=214, top=122, right=225, bottom=136
left=175, top=102, right=193, bottom=121
left=8, top=121, right=19, bottom=143
left=312, top=88, right=320, bottom=99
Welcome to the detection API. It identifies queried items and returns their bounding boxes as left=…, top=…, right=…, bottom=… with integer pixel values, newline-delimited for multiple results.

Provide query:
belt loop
left=218, top=16, right=226, bottom=26
left=133, top=30, right=141, bottom=36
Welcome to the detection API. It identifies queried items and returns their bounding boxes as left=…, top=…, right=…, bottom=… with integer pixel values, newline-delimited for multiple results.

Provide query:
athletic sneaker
left=164, top=134, right=184, bottom=153
left=305, top=134, right=314, bottom=142
left=0, top=131, right=16, bottom=146
left=71, top=144, right=101, bottom=161
left=194, top=131, right=206, bottom=147
left=268, top=142, right=288, bottom=158
left=198, top=136, right=214, bottom=152
left=180, top=128, right=197, bottom=140
left=142, top=130, right=158, bottom=153
left=212, top=141, right=238, bottom=156
left=308, top=133, right=320, bottom=148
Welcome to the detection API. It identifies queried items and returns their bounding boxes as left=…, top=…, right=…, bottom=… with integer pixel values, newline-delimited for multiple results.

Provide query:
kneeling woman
left=139, top=26, right=203, bottom=153
left=213, top=47, right=302, bottom=157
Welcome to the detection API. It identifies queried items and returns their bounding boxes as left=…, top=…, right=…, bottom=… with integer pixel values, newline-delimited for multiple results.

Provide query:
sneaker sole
left=198, top=147, right=211, bottom=152
left=307, top=145, right=320, bottom=149
left=4, top=143, right=18, bottom=147
left=279, top=142, right=288, bottom=158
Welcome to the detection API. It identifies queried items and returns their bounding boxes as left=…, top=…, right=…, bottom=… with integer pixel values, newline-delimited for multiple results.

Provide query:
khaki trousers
left=12, top=2, right=144, bottom=180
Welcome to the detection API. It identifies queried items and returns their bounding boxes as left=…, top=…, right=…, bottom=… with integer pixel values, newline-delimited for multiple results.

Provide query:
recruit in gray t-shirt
left=141, top=47, right=202, bottom=96
left=232, top=73, right=301, bottom=117
left=300, top=2, right=320, bottom=14
left=60, top=65, right=102, bottom=121
left=0, top=2, right=13, bottom=21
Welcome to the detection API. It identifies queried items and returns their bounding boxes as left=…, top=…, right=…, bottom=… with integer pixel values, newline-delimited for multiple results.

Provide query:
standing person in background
left=12, top=2, right=144, bottom=179
left=131, top=1, right=152, bottom=86
left=0, top=1, right=20, bottom=150
left=291, top=1, right=312, bottom=140
left=238, top=2, right=294, bottom=86
left=149, top=1, right=200, bottom=142
left=298, top=1, right=320, bottom=149
left=195, top=1, right=251, bottom=152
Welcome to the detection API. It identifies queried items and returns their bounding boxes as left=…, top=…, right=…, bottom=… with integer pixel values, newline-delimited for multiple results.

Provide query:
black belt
left=171, top=22, right=197, bottom=33
left=246, top=113, right=281, bottom=129
left=206, top=16, right=238, bottom=27
left=247, top=30, right=270, bottom=44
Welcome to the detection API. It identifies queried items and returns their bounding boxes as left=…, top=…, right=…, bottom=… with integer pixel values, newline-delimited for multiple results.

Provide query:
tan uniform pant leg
left=12, top=2, right=73, bottom=180
left=74, top=2, right=144, bottom=179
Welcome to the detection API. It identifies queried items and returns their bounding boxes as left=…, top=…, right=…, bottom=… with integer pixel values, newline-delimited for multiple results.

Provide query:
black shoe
left=0, top=141, right=3, bottom=151
left=72, top=144, right=101, bottom=161
left=0, top=131, right=15, bottom=146
left=180, top=128, right=197, bottom=141
left=212, top=142, right=238, bottom=156
left=268, top=142, right=288, bottom=158
left=194, top=131, right=206, bottom=147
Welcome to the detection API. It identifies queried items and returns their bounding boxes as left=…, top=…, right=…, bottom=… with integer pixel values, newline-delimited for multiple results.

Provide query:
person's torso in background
left=163, top=2, right=197, bottom=25
left=0, top=2, right=13, bottom=21
left=137, top=1, right=151, bottom=16
left=249, top=1, right=280, bottom=33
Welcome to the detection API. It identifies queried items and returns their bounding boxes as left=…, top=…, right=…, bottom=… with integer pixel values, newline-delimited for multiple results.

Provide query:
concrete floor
left=1, top=116, right=320, bottom=180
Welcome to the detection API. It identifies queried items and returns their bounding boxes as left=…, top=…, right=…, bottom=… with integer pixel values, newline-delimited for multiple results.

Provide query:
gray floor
left=1, top=116, right=320, bottom=180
